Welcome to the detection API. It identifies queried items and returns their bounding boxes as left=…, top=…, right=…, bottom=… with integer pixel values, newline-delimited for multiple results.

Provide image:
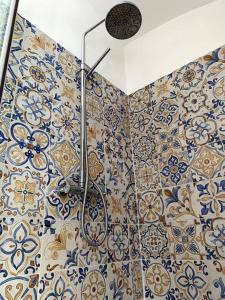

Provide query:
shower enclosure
left=0, top=2, right=224, bottom=300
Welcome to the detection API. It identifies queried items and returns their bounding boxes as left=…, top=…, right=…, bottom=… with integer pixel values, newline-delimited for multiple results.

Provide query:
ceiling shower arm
left=86, top=48, right=110, bottom=79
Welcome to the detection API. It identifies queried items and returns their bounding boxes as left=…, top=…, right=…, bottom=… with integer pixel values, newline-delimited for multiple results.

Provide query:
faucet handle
left=56, top=181, right=71, bottom=197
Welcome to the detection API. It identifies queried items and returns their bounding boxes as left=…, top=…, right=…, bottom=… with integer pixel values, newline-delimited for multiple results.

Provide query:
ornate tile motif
left=153, top=99, right=179, bottom=129
left=194, top=179, right=225, bottom=218
left=133, top=135, right=157, bottom=164
left=49, top=140, right=79, bottom=177
left=18, top=52, right=57, bottom=93
left=107, top=262, right=133, bottom=299
left=131, top=261, right=144, bottom=300
left=174, top=60, right=205, bottom=93
left=81, top=267, right=107, bottom=300
left=134, top=161, right=160, bottom=192
left=79, top=222, right=108, bottom=267
left=140, top=223, right=169, bottom=259
left=179, top=89, right=210, bottom=121
left=7, top=122, right=50, bottom=171
left=159, top=148, right=192, bottom=187
left=129, top=86, right=151, bottom=113
left=58, top=50, right=79, bottom=80
left=88, top=151, right=104, bottom=181
left=201, top=218, right=225, bottom=259
left=0, top=114, right=10, bottom=162
left=14, top=89, right=52, bottom=129
left=138, top=190, right=164, bottom=224
left=107, top=224, right=129, bottom=263
left=184, top=115, right=219, bottom=147
left=0, top=275, right=39, bottom=300
left=39, top=270, right=78, bottom=299
left=167, top=220, right=205, bottom=260
left=0, top=219, right=41, bottom=276
left=2, top=165, right=46, bottom=216
left=52, top=101, right=79, bottom=143
left=143, top=260, right=173, bottom=299
left=162, top=183, right=199, bottom=222
left=155, top=124, right=186, bottom=154
left=41, top=220, right=79, bottom=273
left=174, top=260, right=210, bottom=300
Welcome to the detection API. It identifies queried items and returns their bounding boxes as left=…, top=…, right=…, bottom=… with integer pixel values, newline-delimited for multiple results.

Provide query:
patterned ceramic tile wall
left=0, top=15, right=142, bottom=299
left=129, top=45, right=225, bottom=299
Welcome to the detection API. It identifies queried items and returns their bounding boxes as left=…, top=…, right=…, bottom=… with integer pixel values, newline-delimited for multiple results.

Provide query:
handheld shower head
left=105, top=2, right=142, bottom=40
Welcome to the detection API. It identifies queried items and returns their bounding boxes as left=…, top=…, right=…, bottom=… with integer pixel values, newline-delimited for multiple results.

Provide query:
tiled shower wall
left=0, top=15, right=143, bottom=299
left=129, top=46, right=225, bottom=299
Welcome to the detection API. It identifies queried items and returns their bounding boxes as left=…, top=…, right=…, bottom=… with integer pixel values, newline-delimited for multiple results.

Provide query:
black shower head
left=105, top=2, right=142, bottom=40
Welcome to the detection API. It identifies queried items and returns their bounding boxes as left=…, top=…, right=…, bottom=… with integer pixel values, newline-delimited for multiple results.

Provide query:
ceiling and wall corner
left=18, top=0, right=222, bottom=94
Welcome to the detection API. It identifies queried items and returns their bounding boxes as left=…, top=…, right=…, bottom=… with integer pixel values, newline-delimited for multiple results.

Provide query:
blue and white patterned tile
left=1, top=164, right=46, bottom=217
left=39, top=270, right=79, bottom=299
left=129, top=225, right=140, bottom=260
left=155, top=123, right=187, bottom=154
left=129, top=85, right=152, bottom=114
left=45, top=175, right=80, bottom=221
left=188, top=141, right=225, bottom=183
left=79, top=222, right=108, bottom=267
left=134, top=161, right=161, bottom=193
left=167, top=220, right=206, bottom=260
left=16, top=51, right=58, bottom=96
left=107, top=223, right=129, bottom=263
left=140, top=222, right=169, bottom=260
left=142, top=259, right=175, bottom=299
left=174, top=59, right=206, bottom=97
left=41, top=219, right=80, bottom=274
left=107, top=261, right=133, bottom=300
left=183, top=114, right=221, bottom=149
left=131, top=260, right=144, bottom=300
left=0, top=274, right=39, bottom=300
left=172, top=260, right=211, bottom=300
left=12, top=84, right=52, bottom=133
left=6, top=121, right=50, bottom=171
left=159, top=147, right=192, bottom=187
left=0, top=215, right=42, bottom=277
left=162, top=183, right=200, bottom=223
left=201, top=217, right=225, bottom=260
left=193, top=178, right=225, bottom=219
left=138, top=189, right=164, bottom=225
left=207, top=260, right=225, bottom=299
left=51, top=99, right=80, bottom=145
left=79, top=264, right=108, bottom=300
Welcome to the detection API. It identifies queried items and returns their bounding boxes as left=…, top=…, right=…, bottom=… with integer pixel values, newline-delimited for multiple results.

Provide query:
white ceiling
left=18, top=0, right=217, bottom=93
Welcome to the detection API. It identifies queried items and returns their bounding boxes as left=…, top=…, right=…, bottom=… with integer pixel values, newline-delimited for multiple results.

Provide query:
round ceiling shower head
left=105, top=2, right=142, bottom=40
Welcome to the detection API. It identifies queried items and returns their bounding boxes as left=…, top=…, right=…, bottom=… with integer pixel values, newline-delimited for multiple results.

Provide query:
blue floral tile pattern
left=174, top=261, right=210, bottom=300
left=0, top=219, right=40, bottom=275
left=201, top=218, right=225, bottom=259
left=7, top=122, right=50, bottom=171
left=107, top=224, right=129, bottom=263
left=2, top=166, right=46, bottom=216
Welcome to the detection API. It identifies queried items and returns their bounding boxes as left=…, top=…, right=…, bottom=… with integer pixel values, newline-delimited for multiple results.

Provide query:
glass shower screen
left=0, top=0, right=19, bottom=100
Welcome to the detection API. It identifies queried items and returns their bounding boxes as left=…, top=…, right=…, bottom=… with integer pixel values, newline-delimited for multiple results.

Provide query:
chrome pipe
left=0, top=0, right=19, bottom=101
left=80, top=19, right=105, bottom=187
left=86, top=48, right=110, bottom=79
left=79, top=19, right=108, bottom=247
